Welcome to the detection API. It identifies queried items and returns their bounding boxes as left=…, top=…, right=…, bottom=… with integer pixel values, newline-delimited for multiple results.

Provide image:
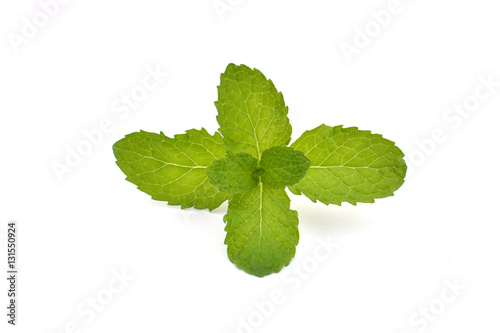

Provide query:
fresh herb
left=113, top=64, right=407, bottom=277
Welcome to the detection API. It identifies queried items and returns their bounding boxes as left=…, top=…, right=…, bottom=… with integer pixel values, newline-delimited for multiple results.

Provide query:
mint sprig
left=113, top=63, right=407, bottom=277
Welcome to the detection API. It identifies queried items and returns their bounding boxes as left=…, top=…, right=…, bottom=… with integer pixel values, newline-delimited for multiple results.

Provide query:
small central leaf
left=206, top=152, right=260, bottom=193
left=260, top=146, right=311, bottom=190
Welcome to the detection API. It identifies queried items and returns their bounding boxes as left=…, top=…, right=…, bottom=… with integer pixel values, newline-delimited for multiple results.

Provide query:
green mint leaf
left=207, top=152, right=260, bottom=193
left=113, top=128, right=229, bottom=210
left=260, top=146, right=311, bottom=190
left=289, top=125, right=407, bottom=205
left=224, top=183, right=299, bottom=277
left=114, top=64, right=408, bottom=277
left=215, top=64, right=292, bottom=159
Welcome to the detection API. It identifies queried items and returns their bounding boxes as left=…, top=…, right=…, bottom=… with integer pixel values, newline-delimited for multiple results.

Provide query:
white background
left=1, top=1, right=499, bottom=332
